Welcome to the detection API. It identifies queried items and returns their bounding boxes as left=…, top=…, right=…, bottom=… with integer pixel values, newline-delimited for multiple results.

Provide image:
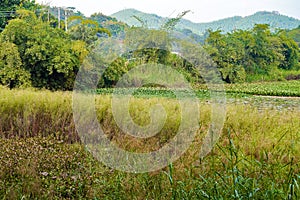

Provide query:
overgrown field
left=0, top=86, right=299, bottom=199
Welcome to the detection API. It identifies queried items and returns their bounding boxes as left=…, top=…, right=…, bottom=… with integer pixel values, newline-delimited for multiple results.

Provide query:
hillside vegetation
left=287, top=26, right=300, bottom=46
left=112, top=9, right=300, bottom=35
left=0, top=2, right=300, bottom=89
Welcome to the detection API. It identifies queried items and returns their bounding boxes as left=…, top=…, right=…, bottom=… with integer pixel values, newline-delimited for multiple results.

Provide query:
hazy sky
left=36, top=0, right=300, bottom=23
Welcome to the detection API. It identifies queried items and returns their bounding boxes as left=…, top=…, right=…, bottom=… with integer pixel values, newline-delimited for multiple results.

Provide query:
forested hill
left=111, top=9, right=300, bottom=34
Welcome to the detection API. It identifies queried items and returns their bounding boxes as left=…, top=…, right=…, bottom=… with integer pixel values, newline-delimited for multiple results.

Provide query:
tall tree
left=68, top=16, right=111, bottom=47
left=0, top=41, right=31, bottom=88
left=277, top=32, right=300, bottom=70
left=205, top=30, right=246, bottom=83
left=1, top=10, right=87, bottom=90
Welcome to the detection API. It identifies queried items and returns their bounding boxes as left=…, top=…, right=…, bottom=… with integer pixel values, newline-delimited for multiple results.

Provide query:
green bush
left=0, top=42, right=31, bottom=88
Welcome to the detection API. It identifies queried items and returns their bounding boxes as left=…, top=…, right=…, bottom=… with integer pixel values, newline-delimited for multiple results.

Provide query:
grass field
left=0, top=83, right=299, bottom=199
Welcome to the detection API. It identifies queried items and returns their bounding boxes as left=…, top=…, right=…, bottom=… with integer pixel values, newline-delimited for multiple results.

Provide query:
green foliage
left=102, top=20, right=127, bottom=37
left=225, top=80, right=300, bottom=96
left=0, top=42, right=31, bottom=88
left=69, top=16, right=111, bottom=47
left=0, top=10, right=87, bottom=90
left=95, top=80, right=300, bottom=98
left=90, top=12, right=116, bottom=23
left=205, top=30, right=247, bottom=83
left=90, top=13, right=127, bottom=37
left=100, top=57, right=133, bottom=87
left=178, top=28, right=208, bottom=44
left=287, top=26, right=300, bottom=47
left=1, top=4, right=299, bottom=90
left=277, top=32, right=300, bottom=70
left=0, top=0, right=37, bottom=31
left=94, top=27, right=208, bottom=88
left=205, top=24, right=300, bottom=83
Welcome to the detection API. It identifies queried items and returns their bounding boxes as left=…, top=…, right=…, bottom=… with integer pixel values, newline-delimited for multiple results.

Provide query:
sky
left=36, top=0, right=300, bottom=23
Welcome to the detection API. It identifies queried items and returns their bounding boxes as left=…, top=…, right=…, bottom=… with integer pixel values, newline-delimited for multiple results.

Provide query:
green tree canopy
left=205, top=24, right=300, bottom=83
left=0, top=0, right=37, bottom=31
left=1, top=10, right=88, bottom=90
left=0, top=41, right=31, bottom=88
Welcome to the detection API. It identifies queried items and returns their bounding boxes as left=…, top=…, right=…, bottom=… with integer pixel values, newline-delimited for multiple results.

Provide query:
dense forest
left=0, top=0, right=300, bottom=90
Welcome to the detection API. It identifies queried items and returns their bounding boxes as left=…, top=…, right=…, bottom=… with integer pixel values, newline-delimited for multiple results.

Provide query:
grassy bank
left=0, top=87, right=299, bottom=199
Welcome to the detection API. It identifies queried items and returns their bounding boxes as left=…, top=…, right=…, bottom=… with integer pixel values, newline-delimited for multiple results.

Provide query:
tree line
left=0, top=1, right=299, bottom=90
left=205, top=24, right=300, bottom=83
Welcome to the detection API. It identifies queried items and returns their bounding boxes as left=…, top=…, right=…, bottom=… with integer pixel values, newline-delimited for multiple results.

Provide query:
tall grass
left=0, top=87, right=77, bottom=142
left=0, top=87, right=299, bottom=199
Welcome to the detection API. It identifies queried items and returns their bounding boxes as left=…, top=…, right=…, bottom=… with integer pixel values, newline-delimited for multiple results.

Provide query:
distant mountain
left=111, top=9, right=300, bottom=35
left=111, top=9, right=163, bottom=29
